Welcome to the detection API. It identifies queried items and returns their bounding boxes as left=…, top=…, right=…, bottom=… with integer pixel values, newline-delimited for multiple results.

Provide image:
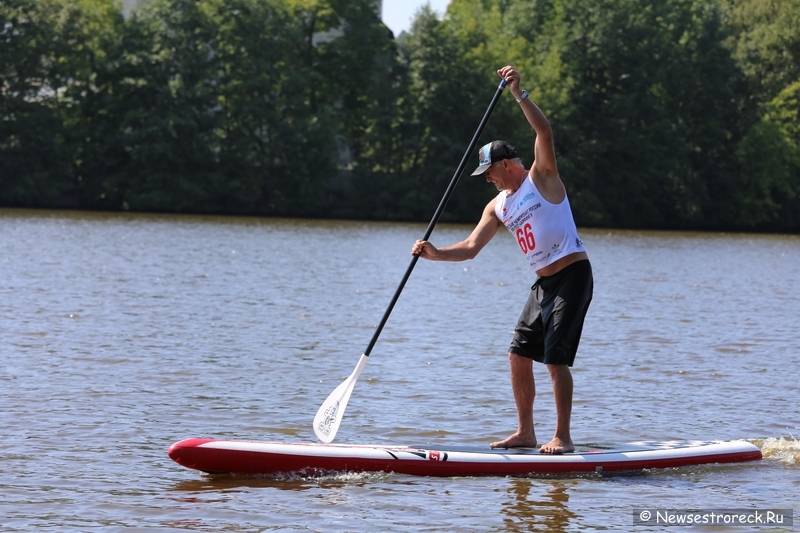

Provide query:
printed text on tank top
left=494, top=175, right=586, bottom=272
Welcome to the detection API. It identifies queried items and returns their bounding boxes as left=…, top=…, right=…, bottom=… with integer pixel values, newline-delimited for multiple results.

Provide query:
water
left=1, top=208, right=798, bottom=532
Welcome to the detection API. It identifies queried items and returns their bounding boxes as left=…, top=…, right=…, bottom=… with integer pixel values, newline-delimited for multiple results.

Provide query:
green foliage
left=735, top=81, right=800, bottom=230
left=1, top=0, right=798, bottom=231
left=0, top=0, right=74, bottom=205
left=52, top=0, right=130, bottom=209
left=725, top=0, right=800, bottom=107
left=73, top=0, right=344, bottom=214
left=353, top=5, right=498, bottom=221
left=552, top=0, right=745, bottom=229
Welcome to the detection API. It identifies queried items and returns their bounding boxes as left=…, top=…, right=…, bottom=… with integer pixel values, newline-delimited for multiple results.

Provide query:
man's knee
left=545, top=363, right=571, bottom=379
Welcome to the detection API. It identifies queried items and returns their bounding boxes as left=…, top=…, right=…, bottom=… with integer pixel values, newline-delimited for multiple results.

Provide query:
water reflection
left=171, top=476, right=313, bottom=493
left=502, top=479, right=577, bottom=533
left=170, top=470, right=395, bottom=494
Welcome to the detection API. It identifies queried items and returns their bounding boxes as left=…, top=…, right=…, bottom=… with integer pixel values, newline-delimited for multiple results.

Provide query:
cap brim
left=471, top=163, right=491, bottom=176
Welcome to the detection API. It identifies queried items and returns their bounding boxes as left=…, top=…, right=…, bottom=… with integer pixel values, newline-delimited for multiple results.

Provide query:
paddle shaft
left=362, top=79, right=507, bottom=357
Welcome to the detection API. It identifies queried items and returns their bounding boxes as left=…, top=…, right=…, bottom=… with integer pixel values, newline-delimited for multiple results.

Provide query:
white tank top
left=494, top=174, right=586, bottom=271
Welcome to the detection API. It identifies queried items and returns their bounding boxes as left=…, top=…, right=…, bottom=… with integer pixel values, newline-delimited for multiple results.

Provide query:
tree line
left=1, top=0, right=799, bottom=231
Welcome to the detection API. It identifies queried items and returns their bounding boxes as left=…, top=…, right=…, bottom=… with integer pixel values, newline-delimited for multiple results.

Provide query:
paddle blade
left=313, top=354, right=369, bottom=443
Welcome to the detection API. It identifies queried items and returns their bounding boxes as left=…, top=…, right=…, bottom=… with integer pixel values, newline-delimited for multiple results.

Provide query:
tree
left=723, top=0, right=800, bottom=231
left=555, top=0, right=745, bottom=228
left=3, top=0, right=798, bottom=232
left=70, top=0, right=342, bottom=214
left=291, top=0, right=405, bottom=218
left=725, top=0, right=800, bottom=107
left=350, top=4, right=510, bottom=222
left=0, top=0, right=74, bottom=206
left=734, top=81, right=800, bottom=230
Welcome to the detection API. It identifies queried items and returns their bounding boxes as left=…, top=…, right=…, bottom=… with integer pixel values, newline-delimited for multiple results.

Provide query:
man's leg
left=539, top=364, right=574, bottom=454
left=490, top=353, right=538, bottom=448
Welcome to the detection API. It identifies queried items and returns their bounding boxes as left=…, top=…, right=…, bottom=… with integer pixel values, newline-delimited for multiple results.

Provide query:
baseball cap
left=470, top=140, right=518, bottom=176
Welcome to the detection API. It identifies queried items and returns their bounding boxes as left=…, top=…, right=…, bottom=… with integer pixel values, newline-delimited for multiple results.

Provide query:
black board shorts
left=509, top=259, right=593, bottom=366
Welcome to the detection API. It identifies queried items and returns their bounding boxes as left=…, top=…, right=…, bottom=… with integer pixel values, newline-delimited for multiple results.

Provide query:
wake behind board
left=168, top=439, right=761, bottom=477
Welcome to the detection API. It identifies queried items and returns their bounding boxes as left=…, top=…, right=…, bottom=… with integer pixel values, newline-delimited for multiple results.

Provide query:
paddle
left=313, top=78, right=508, bottom=443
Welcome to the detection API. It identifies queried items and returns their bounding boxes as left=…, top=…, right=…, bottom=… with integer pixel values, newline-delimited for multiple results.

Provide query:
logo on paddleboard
left=317, top=401, right=339, bottom=436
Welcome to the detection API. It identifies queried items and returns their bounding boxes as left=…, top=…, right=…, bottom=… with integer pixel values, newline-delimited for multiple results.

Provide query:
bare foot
left=539, top=437, right=574, bottom=455
left=490, top=431, right=537, bottom=449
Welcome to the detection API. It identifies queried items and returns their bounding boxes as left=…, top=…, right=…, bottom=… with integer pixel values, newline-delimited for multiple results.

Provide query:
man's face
left=484, top=160, right=512, bottom=190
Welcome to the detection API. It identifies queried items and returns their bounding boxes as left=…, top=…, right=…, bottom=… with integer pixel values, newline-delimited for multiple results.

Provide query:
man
left=411, top=65, right=593, bottom=454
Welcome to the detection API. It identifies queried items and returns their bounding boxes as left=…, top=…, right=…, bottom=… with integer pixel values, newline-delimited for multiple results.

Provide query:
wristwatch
left=515, top=90, right=529, bottom=103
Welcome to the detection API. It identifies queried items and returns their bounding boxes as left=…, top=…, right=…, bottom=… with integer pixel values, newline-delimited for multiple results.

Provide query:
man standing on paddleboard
left=411, top=65, right=593, bottom=454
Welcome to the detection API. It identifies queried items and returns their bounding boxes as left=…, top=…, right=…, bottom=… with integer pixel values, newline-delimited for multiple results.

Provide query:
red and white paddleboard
left=167, top=439, right=761, bottom=477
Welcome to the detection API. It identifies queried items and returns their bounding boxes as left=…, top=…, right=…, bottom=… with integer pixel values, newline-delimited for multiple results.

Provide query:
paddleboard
left=168, top=438, right=761, bottom=477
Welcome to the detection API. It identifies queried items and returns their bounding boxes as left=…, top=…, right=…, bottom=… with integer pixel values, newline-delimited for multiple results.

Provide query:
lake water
left=1, top=208, right=798, bottom=532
